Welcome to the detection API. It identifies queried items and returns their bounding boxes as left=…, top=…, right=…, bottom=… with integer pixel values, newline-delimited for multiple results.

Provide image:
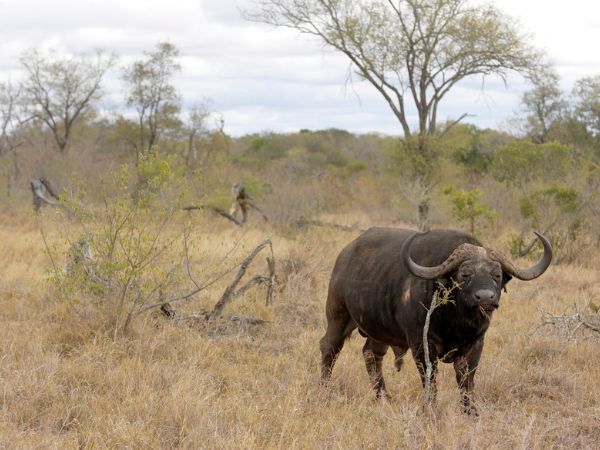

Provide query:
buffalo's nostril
left=475, top=289, right=496, bottom=303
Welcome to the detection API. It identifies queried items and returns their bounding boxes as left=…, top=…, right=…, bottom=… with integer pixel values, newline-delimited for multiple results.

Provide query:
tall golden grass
left=0, top=211, right=598, bottom=448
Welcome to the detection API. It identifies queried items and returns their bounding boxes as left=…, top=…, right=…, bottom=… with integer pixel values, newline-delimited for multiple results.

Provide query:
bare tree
left=248, top=0, right=540, bottom=227
left=20, top=49, right=115, bottom=154
left=184, top=103, right=211, bottom=170
left=122, top=42, right=182, bottom=160
left=572, top=75, right=600, bottom=138
left=0, top=81, right=27, bottom=194
left=521, top=64, right=566, bottom=143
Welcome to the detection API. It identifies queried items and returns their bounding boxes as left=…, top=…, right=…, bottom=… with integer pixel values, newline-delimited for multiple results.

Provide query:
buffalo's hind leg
left=319, top=297, right=356, bottom=383
left=391, top=346, right=408, bottom=372
left=362, top=338, right=391, bottom=399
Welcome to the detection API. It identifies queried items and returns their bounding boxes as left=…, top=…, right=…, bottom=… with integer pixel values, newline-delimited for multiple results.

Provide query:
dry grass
left=0, top=211, right=599, bottom=449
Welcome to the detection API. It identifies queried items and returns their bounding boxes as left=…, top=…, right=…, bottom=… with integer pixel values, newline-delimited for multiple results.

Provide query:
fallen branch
left=158, top=303, right=271, bottom=329
left=31, top=177, right=59, bottom=211
left=31, top=177, right=90, bottom=220
left=295, top=217, right=365, bottom=232
left=139, top=237, right=276, bottom=318
left=247, top=200, right=269, bottom=222
left=208, top=239, right=276, bottom=320
left=137, top=259, right=239, bottom=314
left=182, top=204, right=242, bottom=226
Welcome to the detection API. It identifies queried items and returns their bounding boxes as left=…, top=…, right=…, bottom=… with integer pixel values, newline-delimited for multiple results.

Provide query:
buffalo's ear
left=502, top=272, right=513, bottom=292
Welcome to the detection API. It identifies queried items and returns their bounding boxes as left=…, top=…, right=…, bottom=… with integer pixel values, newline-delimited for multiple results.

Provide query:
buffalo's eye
left=492, top=272, right=503, bottom=283
left=459, top=271, right=474, bottom=281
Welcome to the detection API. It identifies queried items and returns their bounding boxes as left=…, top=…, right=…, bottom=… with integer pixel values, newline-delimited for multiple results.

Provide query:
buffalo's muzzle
left=474, top=289, right=498, bottom=308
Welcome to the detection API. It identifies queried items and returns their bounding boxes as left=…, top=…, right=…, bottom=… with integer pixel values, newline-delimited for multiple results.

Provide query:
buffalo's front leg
left=391, top=346, right=408, bottom=372
left=453, top=338, right=484, bottom=416
left=362, top=338, right=390, bottom=399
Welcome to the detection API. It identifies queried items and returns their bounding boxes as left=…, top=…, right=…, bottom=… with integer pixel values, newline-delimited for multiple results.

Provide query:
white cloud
left=0, top=0, right=599, bottom=136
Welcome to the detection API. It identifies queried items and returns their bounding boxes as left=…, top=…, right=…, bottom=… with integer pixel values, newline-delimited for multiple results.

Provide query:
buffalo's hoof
left=463, top=404, right=479, bottom=417
left=376, top=390, right=392, bottom=402
left=394, top=358, right=403, bottom=372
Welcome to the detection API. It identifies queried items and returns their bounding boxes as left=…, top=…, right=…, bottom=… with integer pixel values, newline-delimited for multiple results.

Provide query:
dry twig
left=421, top=282, right=458, bottom=411
left=142, top=238, right=277, bottom=319
left=531, top=303, right=600, bottom=338
left=422, top=292, right=438, bottom=409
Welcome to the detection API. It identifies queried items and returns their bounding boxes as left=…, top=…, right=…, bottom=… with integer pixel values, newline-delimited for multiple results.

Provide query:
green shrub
left=443, top=185, right=497, bottom=235
left=45, top=168, right=185, bottom=336
left=513, top=185, right=583, bottom=262
left=490, top=141, right=575, bottom=187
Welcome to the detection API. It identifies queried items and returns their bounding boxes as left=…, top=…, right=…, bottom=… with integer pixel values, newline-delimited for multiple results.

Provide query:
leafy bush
left=443, top=185, right=497, bottom=235
left=45, top=169, right=185, bottom=336
left=246, top=134, right=287, bottom=160
left=513, top=185, right=583, bottom=262
left=490, top=141, right=575, bottom=187
left=133, top=153, right=184, bottom=204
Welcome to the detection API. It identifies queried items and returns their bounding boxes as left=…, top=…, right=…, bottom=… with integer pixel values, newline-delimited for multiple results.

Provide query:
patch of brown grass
left=0, top=211, right=599, bottom=448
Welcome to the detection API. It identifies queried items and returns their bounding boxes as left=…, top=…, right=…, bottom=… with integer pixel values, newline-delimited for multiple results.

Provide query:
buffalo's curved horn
left=489, top=231, right=553, bottom=281
left=401, top=232, right=468, bottom=280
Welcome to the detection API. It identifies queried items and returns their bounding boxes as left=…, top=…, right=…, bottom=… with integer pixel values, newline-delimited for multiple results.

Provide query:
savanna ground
left=0, top=207, right=598, bottom=449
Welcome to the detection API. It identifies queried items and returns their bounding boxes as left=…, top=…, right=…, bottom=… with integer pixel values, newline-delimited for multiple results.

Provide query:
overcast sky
left=1, top=0, right=599, bottom=136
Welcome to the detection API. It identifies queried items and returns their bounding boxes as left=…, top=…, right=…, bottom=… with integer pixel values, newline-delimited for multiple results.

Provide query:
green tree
left=443, top=186, right=496, bottom=235
left=20, top=49, right=115, bottom=153
left=122, top=42, right=182, bottom=160
left=490, top=141, right=574, bottom=189
left=447, top=125, right=515, bottom=177
left=249, top=0, right=540, bottom=228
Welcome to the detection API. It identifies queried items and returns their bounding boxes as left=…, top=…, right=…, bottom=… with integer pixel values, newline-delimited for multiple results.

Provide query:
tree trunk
left=418, top=198, right=430, bottom=232
left=7, top=149, right=20, bottom=197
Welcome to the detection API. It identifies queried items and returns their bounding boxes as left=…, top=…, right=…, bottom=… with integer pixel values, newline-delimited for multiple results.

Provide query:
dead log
left=295, top=216, right=365, bottom=232
left=183, top=183, right=268, bottom=226
left=31, top=177, right=59, bottom=211
left=247, top=200, right=269, bottom=222
left=211, top=207, right=243, bottom=226
left=208, top=239, right=276, bottom=320
left=159, top=303, right=271, bottom=327
left=182, top=204, right=243, bottom=226
left=40, top=177, right=59, bottom=199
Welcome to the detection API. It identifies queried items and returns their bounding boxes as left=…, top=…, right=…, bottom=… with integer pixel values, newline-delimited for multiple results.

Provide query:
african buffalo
left=320, top=228, right=552, bottom=414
